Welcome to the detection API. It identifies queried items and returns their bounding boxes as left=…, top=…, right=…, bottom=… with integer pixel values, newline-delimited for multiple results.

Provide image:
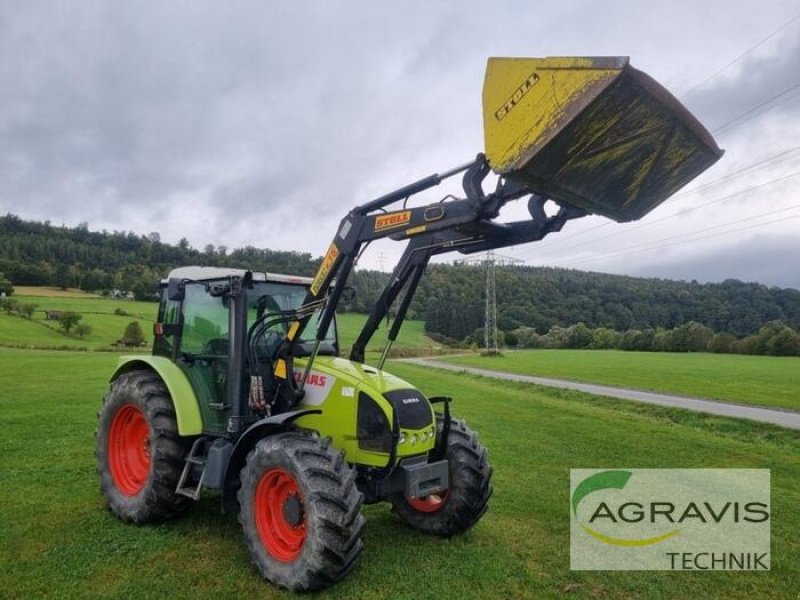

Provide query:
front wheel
left=390, top=416, right=493, bottom=536
left=237, top=432, right=365, bottom=592
left=95, top=370, right=191, bottom=523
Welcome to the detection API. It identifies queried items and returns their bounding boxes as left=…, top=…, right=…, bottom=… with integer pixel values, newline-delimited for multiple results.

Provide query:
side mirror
left=167, top=278, right=185, bottom=301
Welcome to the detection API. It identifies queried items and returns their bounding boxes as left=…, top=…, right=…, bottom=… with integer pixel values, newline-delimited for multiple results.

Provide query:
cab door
left=176, top=282, right=230, bottom=434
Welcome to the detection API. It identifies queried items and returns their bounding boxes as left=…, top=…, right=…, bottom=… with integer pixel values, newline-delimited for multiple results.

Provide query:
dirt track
left=404, top=358, right=800, bottom=431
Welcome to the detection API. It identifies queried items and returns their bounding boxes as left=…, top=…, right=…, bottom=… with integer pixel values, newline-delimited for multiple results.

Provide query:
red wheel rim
left=108, top=404, right=150, bottom=496
left=254, top=468, right=306, bottom=561
left=408, top=490, right=449, bottom=513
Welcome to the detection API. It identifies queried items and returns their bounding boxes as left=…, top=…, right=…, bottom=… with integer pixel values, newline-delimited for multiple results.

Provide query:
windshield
left=249, top=281, right=337, bottom=347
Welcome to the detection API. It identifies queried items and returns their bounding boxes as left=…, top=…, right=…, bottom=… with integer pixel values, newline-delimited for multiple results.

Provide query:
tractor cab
left=153, top=266, right=339, bottom=435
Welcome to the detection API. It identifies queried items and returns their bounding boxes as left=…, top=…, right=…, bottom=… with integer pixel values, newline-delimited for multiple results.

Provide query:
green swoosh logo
left=572, top=470, right=632, bottom=516
left=572, top=470, right=680, bottom=547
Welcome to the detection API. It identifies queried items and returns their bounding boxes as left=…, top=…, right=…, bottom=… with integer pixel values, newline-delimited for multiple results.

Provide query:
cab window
left=180, top=283, right=229, bottom=355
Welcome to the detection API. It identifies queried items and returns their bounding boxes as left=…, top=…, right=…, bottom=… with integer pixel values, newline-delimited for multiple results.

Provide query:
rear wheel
left=96, top=370, right=190, bottom=522
left=390, top=416, right=492, bottom=536
left=238, top=431, right=365, bottom=591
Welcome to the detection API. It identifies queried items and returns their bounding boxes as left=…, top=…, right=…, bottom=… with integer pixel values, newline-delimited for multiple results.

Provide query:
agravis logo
left=570, top=469, right=770, bottom=571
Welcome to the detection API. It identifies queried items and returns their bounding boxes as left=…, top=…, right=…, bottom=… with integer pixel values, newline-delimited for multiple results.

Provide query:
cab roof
left=164, top=266, right=313, bottom=286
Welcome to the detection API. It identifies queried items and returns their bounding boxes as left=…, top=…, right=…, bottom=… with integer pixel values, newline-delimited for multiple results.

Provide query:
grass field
left=1, top=348, right=797, bottom=599
left=442, top=350, right=800, bottom=411
left=336, top=312, right=440, bottom=355
left=13, top=285, right=102, bottom=298
left=2, top=287, right=438, bottom=353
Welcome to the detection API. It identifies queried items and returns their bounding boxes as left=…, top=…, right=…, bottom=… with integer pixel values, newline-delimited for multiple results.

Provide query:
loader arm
left=273, top=152, right=584, bottom=389
left=349, top=189, right=587, bottom=365
left=272, top=155, right=526, bottom=386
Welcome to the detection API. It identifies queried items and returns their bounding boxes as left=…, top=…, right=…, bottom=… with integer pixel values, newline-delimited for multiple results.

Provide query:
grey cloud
left=626, top=234, right=800, bottom=289
left=682, top=25, right=800, bottom=134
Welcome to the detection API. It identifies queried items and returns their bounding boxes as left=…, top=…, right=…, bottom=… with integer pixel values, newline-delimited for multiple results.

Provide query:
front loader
left=96, top=57, right=722, bottom=591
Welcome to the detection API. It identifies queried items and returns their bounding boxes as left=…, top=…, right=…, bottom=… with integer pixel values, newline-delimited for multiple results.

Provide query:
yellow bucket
left=483, top=57, right=723, bottom=222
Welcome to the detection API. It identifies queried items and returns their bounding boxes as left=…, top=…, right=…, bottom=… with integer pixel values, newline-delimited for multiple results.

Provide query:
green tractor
left=95, top=57, right=722, bottom=591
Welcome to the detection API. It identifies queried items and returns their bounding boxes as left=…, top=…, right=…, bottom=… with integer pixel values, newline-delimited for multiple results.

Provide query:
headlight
left=357, top=393, right=392, bottom=452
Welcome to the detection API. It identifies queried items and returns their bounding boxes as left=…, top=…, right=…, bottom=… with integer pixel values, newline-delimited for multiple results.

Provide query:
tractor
left=95, top=56, right=722, bottom=591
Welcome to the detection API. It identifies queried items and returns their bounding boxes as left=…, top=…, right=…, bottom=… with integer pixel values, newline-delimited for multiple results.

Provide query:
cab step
left=176, top=438, right=207, bottom=500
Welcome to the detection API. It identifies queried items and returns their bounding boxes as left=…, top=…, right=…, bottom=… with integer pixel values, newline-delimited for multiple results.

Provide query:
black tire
left=96, top=369, right=191, bottom=523
left=390, top=416, right=493, bottom=536
left=238, top=431, right=365, bottom=592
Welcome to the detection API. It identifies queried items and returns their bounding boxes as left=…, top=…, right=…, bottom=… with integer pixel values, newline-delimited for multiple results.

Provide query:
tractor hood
left=293, top=356, right=420, bottom=407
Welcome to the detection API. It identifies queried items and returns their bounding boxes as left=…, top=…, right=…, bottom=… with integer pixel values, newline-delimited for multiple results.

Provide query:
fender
left=111, top=356, right=203, bottom=436
left=222, top=409, right=321, bottom=513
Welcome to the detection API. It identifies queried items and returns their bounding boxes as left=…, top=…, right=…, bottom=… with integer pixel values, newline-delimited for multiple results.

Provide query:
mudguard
left=110, top=356, right=203, bottom=436
left=222, top=409, right=322, bottom=513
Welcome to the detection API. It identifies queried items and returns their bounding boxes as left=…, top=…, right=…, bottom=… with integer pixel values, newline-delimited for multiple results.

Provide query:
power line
left=560, top=213, right=800, bottom=268
left=670, top=145, right=800, bottom=199
left=712, top=81, right=800, bottom=135
left=525, top=168, right=800, bottom=260
left=557, top=205, right=800, bottom=268
left=485, top=250, right=498, bottom=355
left=518, top=146, right=800, bottom=262
left=525, top=149, right=800, bottom=259
left=681, top=11, right=800, bottom=99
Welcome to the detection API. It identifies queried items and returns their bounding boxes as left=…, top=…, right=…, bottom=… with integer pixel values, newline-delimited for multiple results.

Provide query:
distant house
left=110, top=289, right=135, bottom=300
left=45, top=310, right=63, bottom=320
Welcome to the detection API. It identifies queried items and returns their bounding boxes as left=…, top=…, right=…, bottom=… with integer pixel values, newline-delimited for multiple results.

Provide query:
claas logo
left=374, top=211, right=411, bottom=232
left=293, top=372, right=327, bottom=387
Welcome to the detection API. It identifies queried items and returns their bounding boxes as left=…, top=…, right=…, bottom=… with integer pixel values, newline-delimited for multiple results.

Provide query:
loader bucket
left=483, top=56, right=723, bottom=222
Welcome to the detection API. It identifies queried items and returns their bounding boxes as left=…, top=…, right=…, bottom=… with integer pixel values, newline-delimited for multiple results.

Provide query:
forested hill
left=0, top=214, right=319, bottom=296
left=2, top=214, right=799, bottom=339
left=413, top=265, right=800, bottom=339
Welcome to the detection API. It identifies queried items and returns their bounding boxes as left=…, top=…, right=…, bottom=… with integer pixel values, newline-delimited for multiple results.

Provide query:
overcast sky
left=1, top=1, right=799, bottom=288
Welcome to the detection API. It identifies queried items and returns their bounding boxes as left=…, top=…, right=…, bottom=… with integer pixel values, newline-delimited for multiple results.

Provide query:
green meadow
left=1, top=350, right=797, bottom=598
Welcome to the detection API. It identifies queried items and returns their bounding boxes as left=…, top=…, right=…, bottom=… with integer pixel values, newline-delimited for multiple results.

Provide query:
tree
left=565, top=322, right=593, bottom=349
left=1, top=297, right=18, bottom=313
left=591, top=327, right=619, bottom=349
left=58, top=311, right=82, bottom=333
left=0, top=271, right=13, bottom=296
left=670, top=321, right=714, bottom=352
left=74, top=323, right=92, bottom=338
left=766, top=328, right=800, bottom=356
left=709, top=332, right=736, bottom=354
left=55, top=263, right=72, bottom=290
left=504, top=330, right=519, bottom=348
left=121, top=321, right=146, bottom=346
left=84, top=268, right=113, bottom=291
left=18, top=303, right=37, bottom=319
